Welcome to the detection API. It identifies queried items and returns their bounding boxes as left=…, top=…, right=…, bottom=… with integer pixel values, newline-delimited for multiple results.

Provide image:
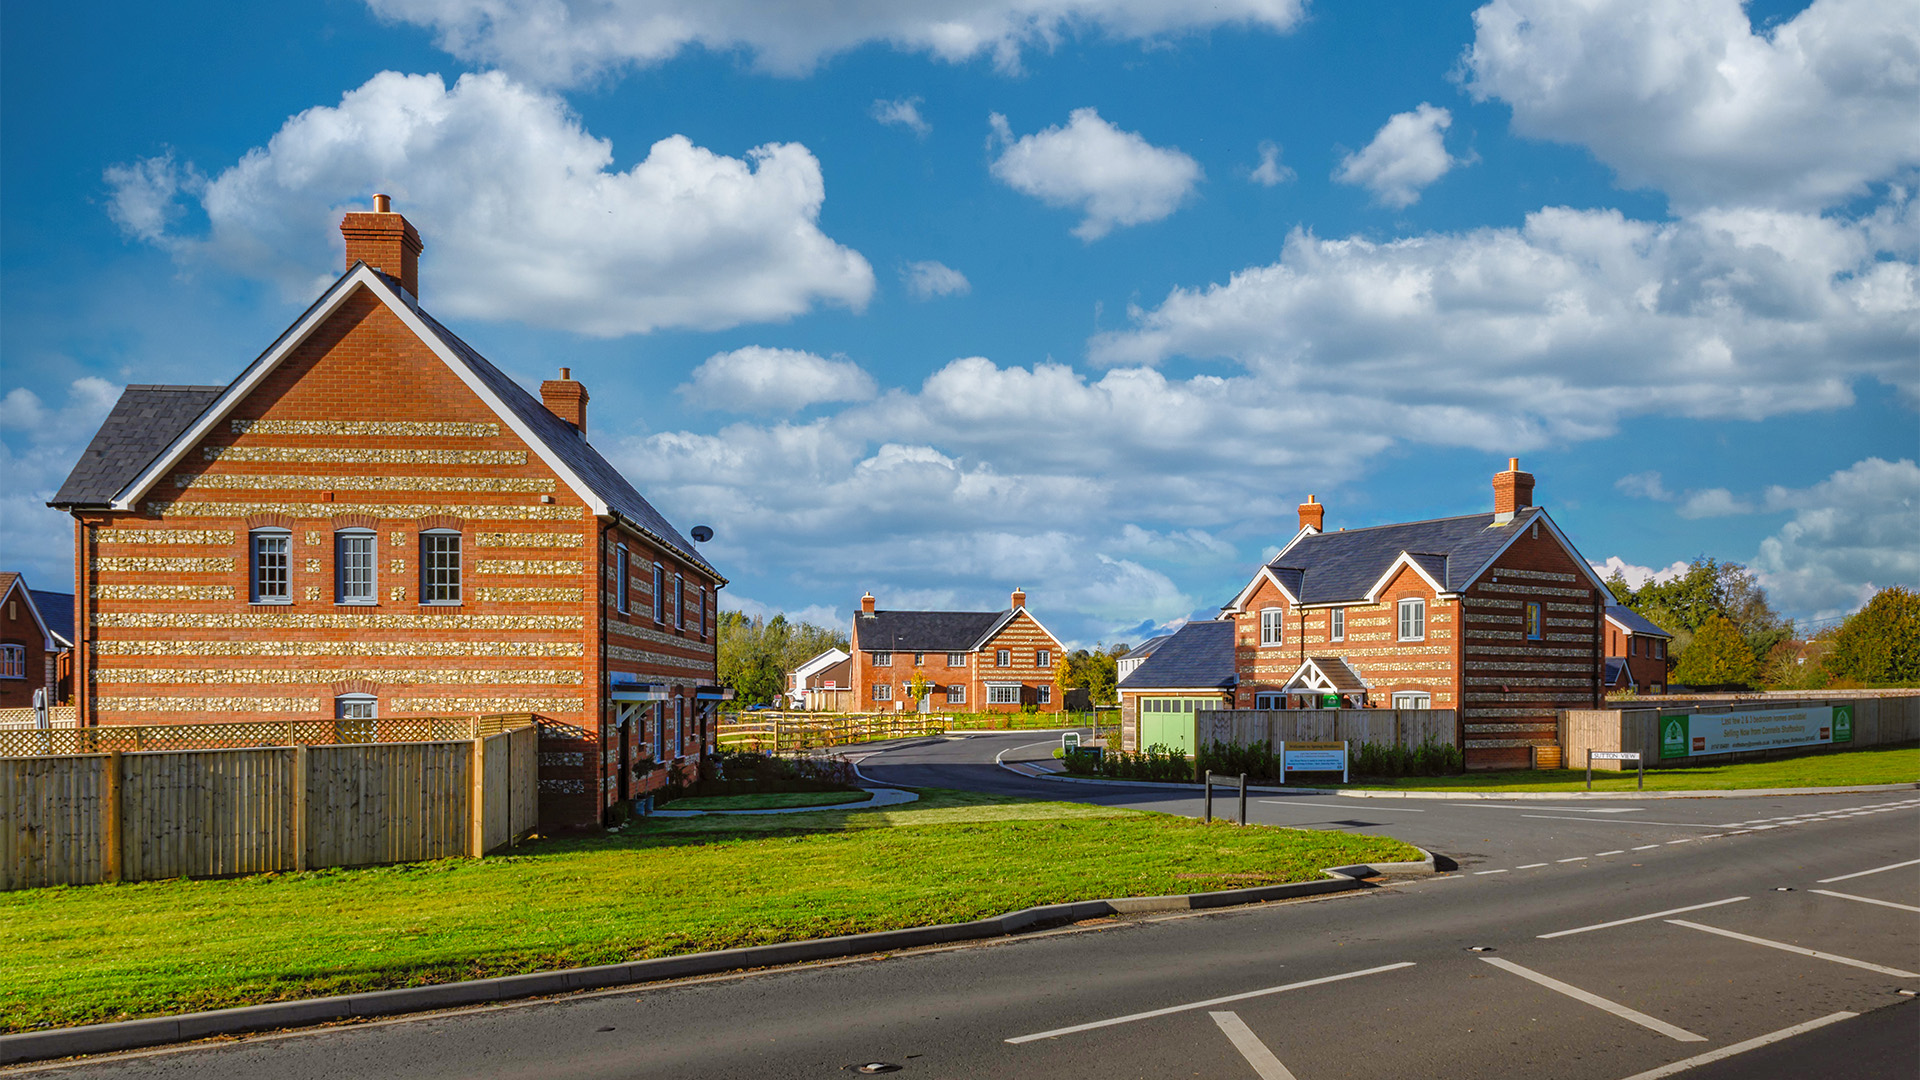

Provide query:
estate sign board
left=1658, top=704, right=1854, bottom=760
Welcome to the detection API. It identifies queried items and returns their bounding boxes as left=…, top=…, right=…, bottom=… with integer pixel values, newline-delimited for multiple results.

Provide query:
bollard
left=1203, top=770, right=1213, bottom=823
left=1238, top=773, right=1248, bottom=826
left=1586, top=750, right=1593, bottom=792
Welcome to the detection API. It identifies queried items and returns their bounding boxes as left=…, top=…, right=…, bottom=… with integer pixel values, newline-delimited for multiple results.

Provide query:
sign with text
left=1062, top=732, right=1081, bottom=753
left=1589, top=751, right=1641, bottom=761
left=1284, top=742, right=1347, bottom=773
left=1658, top=704, right=1855, bottom=760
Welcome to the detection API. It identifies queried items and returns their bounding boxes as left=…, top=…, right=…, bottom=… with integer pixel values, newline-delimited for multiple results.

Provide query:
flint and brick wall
left=850, top=610, right=1065, bottom=712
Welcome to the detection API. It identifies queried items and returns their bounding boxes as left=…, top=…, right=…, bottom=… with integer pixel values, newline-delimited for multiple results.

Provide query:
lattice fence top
left=0, top=714, right=540, bottom=758
left=0, top=706, right=77, bottom=730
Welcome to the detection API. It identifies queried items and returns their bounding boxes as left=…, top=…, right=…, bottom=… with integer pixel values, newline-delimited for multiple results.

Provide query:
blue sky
left=3, top=0, right=1915, bottom=646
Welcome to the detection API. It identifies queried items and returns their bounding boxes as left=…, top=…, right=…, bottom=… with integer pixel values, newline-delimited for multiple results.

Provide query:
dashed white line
left=1617, top=1012, right=1858, bottom=1080
left=1479, top=957, right=1704, bottom=1041
left=1808, top=889, right=1920, bottom=914
left=1666, top=839, right=1693, bottom=845
left=1516, top=863, right=1549, bottom=869
left=1475, top=869, right=1510, bottom=875
left=1004, top=962, right=1417, bottom=1043
left=1632, top=845, right=1662, bottom=851
left=1666, top=920, right=1920, bottom=978
left=1818, top=858, right=1920, bottom=883
left=1558, top=857, right=1590, bottom=863
left=1697, top=834, right=1724, bottom=839
left=1209, top=1011, right=1298, bottom=1080
left=1595, top=850, right=1626, bottom=857
left=1539, top=897, right=1749, bottom=939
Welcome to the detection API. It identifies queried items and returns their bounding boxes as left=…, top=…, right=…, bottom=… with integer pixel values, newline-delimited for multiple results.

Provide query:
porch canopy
left=1280, top=656, right=1370, bottom=707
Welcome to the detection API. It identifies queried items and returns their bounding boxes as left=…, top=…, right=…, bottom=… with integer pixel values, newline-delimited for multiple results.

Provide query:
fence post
left=469, top=736, right=486, bottom=858
left=1203, top=770, right=1213, bottom=823
left=102, top=751, right=123, bottom=884
left=1238, top=773, right=1247, bottom=826
left=291, top=744, right=308, bottom=871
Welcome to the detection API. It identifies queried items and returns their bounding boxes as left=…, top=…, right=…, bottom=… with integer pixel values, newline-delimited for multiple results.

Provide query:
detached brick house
left=1604, top=605, right=1672, bottom=694
left=1220, top=460, right=1608, bottom=769
left=850, top=589, right=1066, bottom=712
left=49, top=197, right=725, bottom=827
left=1116, top=620, right=1236, bottom=753
left=1, top=573, right=73, bottom=709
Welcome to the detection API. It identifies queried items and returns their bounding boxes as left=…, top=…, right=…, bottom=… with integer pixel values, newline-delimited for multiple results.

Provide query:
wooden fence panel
left=304, top=742, right=472, bottom=869
left=1564, top=696, right=1919, bottom=770
left=0, top=755, right=104, bottom=890
left=119, top=748, right=295, bottom=881
left=480, top=733, right=511, bottom=854
left=1204, top=710, right=1457, bottom=752
left=508, top=724, right=539, bottom=843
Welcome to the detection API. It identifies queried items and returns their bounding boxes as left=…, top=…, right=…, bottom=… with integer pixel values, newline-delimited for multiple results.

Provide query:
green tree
left=1617, top=557, right=1788, bottom=671
left=1670, top=614, right=1757, bottom=687
left=1824, top=586, right=1920, bottom=685
left=716, top=611, right=850, bottom=705
left=1054, top=644, right=1126, bottom=706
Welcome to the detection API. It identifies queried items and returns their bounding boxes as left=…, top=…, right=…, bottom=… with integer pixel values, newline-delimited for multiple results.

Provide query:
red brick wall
left=1604, top=620, right=1669, bottom=691
left=850, top=610, right=1066, bottom=712
left=1231, top=570, right=1460, bottom=711
left=0, top=582, right=53, bottom=709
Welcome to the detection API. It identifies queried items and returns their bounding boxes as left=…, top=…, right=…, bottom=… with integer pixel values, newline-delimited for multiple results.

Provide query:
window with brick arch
left=1329, top=608, right=1345, bottom=642
left=652, top=563, right=665, bottom=622
left=615, top=544, right=631, bottom=614
left=1397, top=598, right=1426, bottom=641
left=420, top=531, right=461, bottom=605
left=250, top=528, right=292, bottom=604
left=1260, top=608, right=1284, bottom=647
left=1525, top=601, right=1542, bottom=641
left=335, top=529, right=376, bottom=605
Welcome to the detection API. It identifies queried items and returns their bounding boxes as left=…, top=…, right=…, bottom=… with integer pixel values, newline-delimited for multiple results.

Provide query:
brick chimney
left=1493, top=456, right=1535, bottom=524
left=540, top=367, right=589, bottom=434
left=1298, top=494, right=1325, bottom=533
left=1010, top=587, right=1027, bottom=610
left=860, top=592, right=876, bottom=615
left=340, top=193, right=423, bottom=298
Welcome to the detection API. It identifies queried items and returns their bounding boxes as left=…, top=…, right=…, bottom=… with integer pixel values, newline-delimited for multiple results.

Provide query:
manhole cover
left=847, top=1064, right=903, bottom=1074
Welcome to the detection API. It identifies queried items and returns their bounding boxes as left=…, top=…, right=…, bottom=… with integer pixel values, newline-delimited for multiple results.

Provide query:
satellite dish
left=691, top=525, right=714, bottom=543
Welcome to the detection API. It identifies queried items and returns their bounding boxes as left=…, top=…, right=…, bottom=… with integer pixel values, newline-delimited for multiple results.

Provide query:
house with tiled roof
left=1221, top=460, right=1608, bottom=769
left=1604, top=605, right=1673, bottom=694
left=850, top=588, right=1066, bottom=712
left=1, top=573, right=73, bottom=709
left=48, top=196, right=725, bottom=828
left=1116, top=620, right=1236, bottom=753
left=785, top=646, right=851, bottom=708
left=1115, top=635, right=1171, bottom=683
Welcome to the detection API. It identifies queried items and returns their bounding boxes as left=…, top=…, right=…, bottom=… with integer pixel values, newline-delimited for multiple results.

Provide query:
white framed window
left=1254, top=692, right=1284, bottom=709
left=0, top=645, right=24, bottom=679
left=947, top=652, right=966, bottom=667
left=1397, top=598, right=1426, bottom=641
left=872, top=651, right=893, bottom=667
left=1260, top=608, right=1285, bottom=647
left=1391, top=691, right=1432, bottom=709
left=335, top=530, right=376, bottom=605
left=335, top=693, right=377, bottom=720
left=872, top=684, right=893, bottom=701
left=652, top=563, right=665, bottom=622
left=250, top=529, right=292, bottom=604
left=946, top=685, right=966, bottom=704
left=674, top=573, right=685, bottom=629
left=1036, top=684, right=1051, bottom=705
left=913, top=652, right=924, bottom=666
left=987, top=683, right=1021, bottom=705
left=615, top=544, right=630, bottom=614
left=1524, top=601, right=1542, bottom=640
left=1329, top=608, right=1345, bottom=642
left=995, top=649, right=1010, bottom=667
left=1036, top=649, right=1052, bottom=668
left=420, top=530, right=462, bottom=604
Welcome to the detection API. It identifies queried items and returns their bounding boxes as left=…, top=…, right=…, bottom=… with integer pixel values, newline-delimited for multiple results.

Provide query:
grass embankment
left=660, top=790, right=871, bottom=811
left=0, top=789, right=1417, bottom=1033
left=1340, top=745, right=1919, bottom=793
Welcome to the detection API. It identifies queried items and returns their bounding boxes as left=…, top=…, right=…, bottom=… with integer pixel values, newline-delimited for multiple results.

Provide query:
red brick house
left=1221, top=459, right=1608, bottom=769
left=49, top=197, right=724, bottom=827
left=1604, top=605, right=1672, bottom=694
left=850, top=589, right=1067, bottom=712
left=0, top=573, right=73, bottom=709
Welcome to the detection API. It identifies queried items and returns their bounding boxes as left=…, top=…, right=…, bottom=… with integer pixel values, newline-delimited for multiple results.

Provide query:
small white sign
left=1590, top=751, right=1641, bottom=761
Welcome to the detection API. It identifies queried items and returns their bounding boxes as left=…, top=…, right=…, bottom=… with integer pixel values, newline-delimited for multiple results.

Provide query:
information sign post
left=1588, top=750, right=1643, bottom=791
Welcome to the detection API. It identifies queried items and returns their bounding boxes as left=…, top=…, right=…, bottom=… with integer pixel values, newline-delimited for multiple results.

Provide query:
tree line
left=715, top=611, right=849, bottom=706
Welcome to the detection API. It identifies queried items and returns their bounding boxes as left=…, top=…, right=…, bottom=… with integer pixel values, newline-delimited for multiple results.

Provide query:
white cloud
left=872, top=97, right=931, bottom=136
left=1334, top=103, right=1465, bottom=209
left=677, top=347, right=878, bottom=413
left=102, top=151, right=201, bottom=244
left=901, top=260, right=972, bottom=299
left=1590, top=556, right=1690, bottom=590
left=1462, top=0, right=1920, bottom=211
left=718, top=592, right=843, bottom=629
left=1677, top=487, right=1755, bottom=518
left=0, top=378, right=122, bottom=587
left=1615, top=471, right=1673, bottom=501
left=1090, top=203, right=1919, bottom=445
left=104, top=70, right=873, bottom=337
left=368, top=0, right=1308, bottom=85
left=988, top=109, right=1203, bottom=240
left=1249, top=140, right=1295, bottom=187
left=1750, top=457, right=1920, bottom=621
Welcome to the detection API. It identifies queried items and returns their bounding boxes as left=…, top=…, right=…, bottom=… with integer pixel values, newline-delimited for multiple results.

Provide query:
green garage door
left=1137, top=697, right=1219, bottom=755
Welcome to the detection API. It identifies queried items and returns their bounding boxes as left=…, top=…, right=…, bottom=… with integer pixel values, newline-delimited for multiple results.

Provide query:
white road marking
left=1004, top=962, right=1416, bottom=1043
left=1558, top=857, right=1590, bottom=863
left=1666, top=920, right=1920, bottom=977
left=1478, top=957, right=1704, bottom=1041
left=1457, top=805, right=1645, bottom=813
left=1475, top=869, right=1510, bottom=875
left=1632, top=845, right=1662, bottom=851
left=1666, top=839, right=1693, bottom=845
left=1538, top=897, right=1749, bottom=939
left=1520, top=816, right=1733, bottom=828
left=1259, top=801, right=1425, bottom=812
left=1809, top=889, right=1920, bottom=914
left=1697, top=834, right=1723, bottom=840
left=1209, top=1011, right=1297, bottom=1080
left=1595, top=850, right=1626, bottom=857
left=1516, top=863, right=1549, bottom=869
left=1616, top=1011, right=1858, bottom=1080
left=1817, top=858, right=1920, bottom=883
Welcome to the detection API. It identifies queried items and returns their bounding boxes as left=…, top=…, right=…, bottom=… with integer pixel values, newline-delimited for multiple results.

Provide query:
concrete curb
left=647, top=787, right=919, bottom=817
left=0, top=852, right=1429, bottom=1067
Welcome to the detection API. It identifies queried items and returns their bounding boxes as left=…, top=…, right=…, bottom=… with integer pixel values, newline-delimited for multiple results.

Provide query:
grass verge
left=1338, top=745, right=1919, bottom=793
left=659, top=789, right=871, bottom=811
left=0, top=788, right=1418, bottom=1033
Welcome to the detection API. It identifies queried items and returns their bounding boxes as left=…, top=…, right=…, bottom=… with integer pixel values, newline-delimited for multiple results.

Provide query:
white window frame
left=872, top=651, right=892, bottom=667
left=1036, top=684, right=1051, bottom=705
left=1254, top=692, right=1284, bottom=709
left=0, top=644, right=24, bottom=679
left=946, top=684, right=966, bottom=704
left=947, top=652, right=966, bottom=667
left=419, top=530, right=462, bottom=605
left=1260, top=608, right=1285, bottom=647
left=995, top=649, right=1010, bottom=667
left=250, top=528, right=292, bottom=604
left=872, top=684, right=893, bottom=701
left=334, top=529, right=376, bottom=605
left=987, top=683, right=1021, bottom=705
left=1036, top=649, right=1052, bottom=669
left=1397, top=598, right=1426, bottom=641
left=1391, top=691, right=1432, bottom=709
left=913, top=652, right=924, bottom=666
left=652, top=563, right=665, bottom=622
left=334, top=693, right=377, bottom=720
left=1329, top=608, right=1345, bottom=642
left=1524, top=601, right=1542, bottom=641
left=615, top=544, right=630, bottom=614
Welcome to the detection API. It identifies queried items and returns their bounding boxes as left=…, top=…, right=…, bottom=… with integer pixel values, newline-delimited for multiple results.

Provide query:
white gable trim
left=1280, top=657, right=1372, bottom=693
left=112, top=265, right=612, bottom=518
left=793, top=648, right=851, bottom=681
left=1224, top=566, right=1300, bottom=614
left=1362, top=553, right=1451, bottom=604
left=969, top=606, right=1066, bottom=653
left=1604, top=611, right=1673, bottom=639
left=1, top=577, right=57, bottom=651
left=1456, top=508, right=1611, bottom=596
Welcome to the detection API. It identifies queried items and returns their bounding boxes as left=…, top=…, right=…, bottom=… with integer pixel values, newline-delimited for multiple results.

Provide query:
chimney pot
left=860, top=592, right=876, bottom=615
left=1011, top=587, right=1027, bottom=610
left=1494, top=456, right=1536, bottom=523
left=1298, top=494, right=1325, bottom=533
left=340, top=197, right=423, bottom=297
left=372, top=193, right=391, bottom=213
left=540, top=372, right=590, bottom=433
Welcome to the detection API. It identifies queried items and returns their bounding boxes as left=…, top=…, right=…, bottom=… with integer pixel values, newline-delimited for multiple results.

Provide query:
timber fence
left=718, top=710, right=1115, bottom=753
left=1184, top=709, right=1457, bottom=754
left=1561, top=693, right=1920, bottom=771
left=0, top=706, right=77, bottom=731
left=1, top=720, right=538, bottom=890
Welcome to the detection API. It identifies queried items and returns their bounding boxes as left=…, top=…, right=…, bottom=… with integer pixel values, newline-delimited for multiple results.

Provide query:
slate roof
left=855, top=610, right=1011, bottom=652
left=1259, top=507, right=1548, bottom=605
left=1603, top=657, right=1631, bottom=687
left=49, top=386, right=224, bottom=508
left=1605, top=605, right=1673, bottom=639
left=1119, top=635, right=1171, bottom=662
left=46, top=266, right=716, bottom=579
left=1118, top=620, right=1237, bottom=691
left=28, top=590, right=74, bottom=647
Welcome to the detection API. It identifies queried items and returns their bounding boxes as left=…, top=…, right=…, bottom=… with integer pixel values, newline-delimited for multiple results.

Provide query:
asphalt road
left=16, top=731, right=1918, bottom=1080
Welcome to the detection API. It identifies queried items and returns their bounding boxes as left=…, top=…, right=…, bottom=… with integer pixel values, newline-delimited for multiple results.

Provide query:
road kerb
left=1011, top=766, right=1918, bottom=801
left=0, top=850, right=1430, bottom=1067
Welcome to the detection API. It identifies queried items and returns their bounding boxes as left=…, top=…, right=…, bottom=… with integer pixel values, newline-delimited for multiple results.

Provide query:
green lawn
left=0, top=788, right=1419, bottom=1033
left=1340, top=745, right=1919, bottom=793
left=659, top=789, right=871, bottom=811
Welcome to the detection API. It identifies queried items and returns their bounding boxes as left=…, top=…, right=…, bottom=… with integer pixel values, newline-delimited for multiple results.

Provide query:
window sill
left=335, top=601, right=378, bottom=607
left=249, top=600, right=293, bottom=607
left=420, top=602, right=463, bottom=608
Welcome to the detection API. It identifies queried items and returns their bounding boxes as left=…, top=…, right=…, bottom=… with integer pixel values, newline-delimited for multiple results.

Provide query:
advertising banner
left=1284, top=742, right=1347, bottom=772
left=1658, top=704, right=1854, bottom=760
